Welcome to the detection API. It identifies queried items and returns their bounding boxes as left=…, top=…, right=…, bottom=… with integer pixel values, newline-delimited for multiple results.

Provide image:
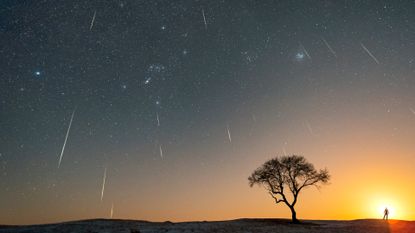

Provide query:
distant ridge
left=1, top=218, right=414, bottom=233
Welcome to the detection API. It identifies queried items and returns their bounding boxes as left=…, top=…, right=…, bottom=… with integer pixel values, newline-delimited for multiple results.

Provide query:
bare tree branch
left=268, top=192, right=285, bottom=204
left=248, top=155, right=330, bottom=223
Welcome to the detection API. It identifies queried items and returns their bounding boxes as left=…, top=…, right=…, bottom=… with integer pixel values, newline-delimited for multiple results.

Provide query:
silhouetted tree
left=248, top=155, right=330, bottom=223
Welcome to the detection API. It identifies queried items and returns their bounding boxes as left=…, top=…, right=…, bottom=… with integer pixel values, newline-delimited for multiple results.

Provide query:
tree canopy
left=248, top=155, right=330, bottom=223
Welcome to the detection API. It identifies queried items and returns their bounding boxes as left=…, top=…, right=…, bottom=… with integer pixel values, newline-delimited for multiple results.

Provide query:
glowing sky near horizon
left=1, top=0, right=415, bottom=225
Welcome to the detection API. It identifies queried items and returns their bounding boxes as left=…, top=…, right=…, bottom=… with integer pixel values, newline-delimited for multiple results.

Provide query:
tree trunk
left=290, top=207, right=300, bottom=223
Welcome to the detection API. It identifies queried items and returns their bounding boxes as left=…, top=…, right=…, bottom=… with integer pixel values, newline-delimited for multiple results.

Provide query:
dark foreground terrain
left=1, top=218, right=414, bottom=233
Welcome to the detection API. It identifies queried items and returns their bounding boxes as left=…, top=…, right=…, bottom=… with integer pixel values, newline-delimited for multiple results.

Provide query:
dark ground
left=1, top=218, right=414, bottom=233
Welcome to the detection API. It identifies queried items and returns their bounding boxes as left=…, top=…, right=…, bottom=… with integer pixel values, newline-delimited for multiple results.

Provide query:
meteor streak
left=321, top=37, right=337, bottom=57
left=202, top=9, right=207, bottom=30
left=90, top=11, right=96, bottom=30
left=304, top=120, right=316, bottom=136
left=110, top=203, right=114, bottom=218
left=300, top=42, right=311, bottom=60
left=227, top=124, right=232, bottom=143
left=360, top=42, right=380, bottom=64
left=159, top=145, right=163, bottom=158
left=58, top=108, right=76, bottom=168
left=101, top=167, right=107, bottom=202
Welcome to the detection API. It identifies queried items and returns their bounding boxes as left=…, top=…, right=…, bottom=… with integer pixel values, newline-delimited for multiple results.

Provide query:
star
left=144, top=77, right=152, bottom=85
left=34, top=71, right=41, bottom=76
left=295, top=53, right=304, bottom=61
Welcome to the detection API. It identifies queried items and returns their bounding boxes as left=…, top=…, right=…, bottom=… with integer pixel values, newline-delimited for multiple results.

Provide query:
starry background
left=1, top=0, right=415, bottom=224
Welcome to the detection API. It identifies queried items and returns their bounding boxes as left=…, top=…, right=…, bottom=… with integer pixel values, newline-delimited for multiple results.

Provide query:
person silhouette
left=383, top=207, right=389, bottom=220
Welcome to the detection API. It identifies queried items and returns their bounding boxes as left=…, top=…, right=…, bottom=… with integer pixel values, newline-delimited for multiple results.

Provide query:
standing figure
left=383, top=207, right=389, bottom=220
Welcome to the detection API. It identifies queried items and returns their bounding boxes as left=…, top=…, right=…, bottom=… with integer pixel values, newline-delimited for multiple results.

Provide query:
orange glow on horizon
left=2, top=87, right=415, bottom=225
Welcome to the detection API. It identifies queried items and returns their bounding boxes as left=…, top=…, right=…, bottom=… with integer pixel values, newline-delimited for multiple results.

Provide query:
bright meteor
left=58, top=108, right=76, bottom=168
left=101, top=167, right=107, bottom=202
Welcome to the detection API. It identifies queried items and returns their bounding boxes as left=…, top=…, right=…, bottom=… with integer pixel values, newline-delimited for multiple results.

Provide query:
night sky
left=1, top=0, right=415, bottom=224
